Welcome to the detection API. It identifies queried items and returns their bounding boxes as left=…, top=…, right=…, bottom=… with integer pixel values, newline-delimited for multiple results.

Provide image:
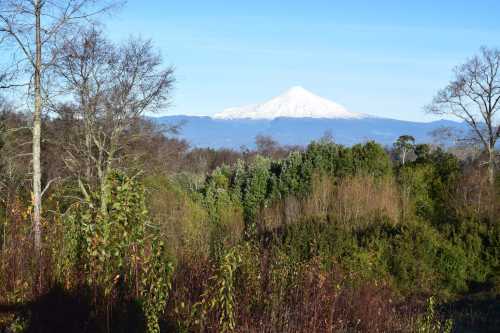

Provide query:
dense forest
left=0, top=1, right=499, bottom=333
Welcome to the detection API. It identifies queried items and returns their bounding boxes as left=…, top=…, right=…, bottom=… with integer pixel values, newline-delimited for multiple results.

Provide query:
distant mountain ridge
left=153, top=86, right=466, bottom=149
left=154, top=115, right=466, bottom=149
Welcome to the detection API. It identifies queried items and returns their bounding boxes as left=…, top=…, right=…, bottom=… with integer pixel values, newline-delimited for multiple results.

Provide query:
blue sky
left=106, top=0, right=500, bottom=121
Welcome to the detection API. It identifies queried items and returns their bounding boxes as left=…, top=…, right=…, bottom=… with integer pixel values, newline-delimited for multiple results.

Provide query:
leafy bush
left=60, top=171, right=173, bottom=332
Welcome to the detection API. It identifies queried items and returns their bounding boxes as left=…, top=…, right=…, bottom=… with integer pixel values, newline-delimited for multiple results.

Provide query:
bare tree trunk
left=488, top=148, right=495, bottom=186
left=100, top=143, right=116, bottom=217
left=84, top=103, right=93, bottom=182
left=32, top=0, right=42, bottom=261
left=99, top=169, right=109, bottom=216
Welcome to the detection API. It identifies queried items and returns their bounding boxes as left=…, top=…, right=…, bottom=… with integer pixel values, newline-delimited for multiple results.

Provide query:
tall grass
left=258, top=174, right=400, bottom=232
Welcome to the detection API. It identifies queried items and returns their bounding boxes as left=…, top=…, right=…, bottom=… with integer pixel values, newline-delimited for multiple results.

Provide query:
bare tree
left=56, top=29, right=174, bottom=215
left=426, top=47, right=500, bottom=184
left=56, top=28, right=112, bottom=184
left=0, top=0, right=117, bottom=275
left=319, top=129, right=334, bottom=144
left=255, top=134, right=279, bottom=158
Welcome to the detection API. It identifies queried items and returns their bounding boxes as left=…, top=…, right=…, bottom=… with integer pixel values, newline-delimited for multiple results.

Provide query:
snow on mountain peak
left=214, top=86, right=366, bottom=120
left=284, top=85, right=311, bottom=95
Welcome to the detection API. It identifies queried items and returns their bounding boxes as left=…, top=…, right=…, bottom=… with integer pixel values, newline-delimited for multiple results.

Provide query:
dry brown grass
left=325, top=175, right=400, bottom=230
left=451, top=165, right=499, bottom=219
left=258, top=174, right=401, bottom=232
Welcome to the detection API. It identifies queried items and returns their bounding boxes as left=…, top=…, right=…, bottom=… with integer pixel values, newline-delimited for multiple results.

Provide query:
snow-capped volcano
left=214, top=86, right=366, bottom=120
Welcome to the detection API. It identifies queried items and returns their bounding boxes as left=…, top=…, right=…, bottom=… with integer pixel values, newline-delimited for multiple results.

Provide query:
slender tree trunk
left=80, top=83, right=94, bottom=183
left=84, top=104, right=92, bottom=182
left=33, top=0, right=43, bottom=262
left=100, top=146, right=115, bottom=217
left=488, top=148, right=495, bottom=186
left=100, top=171, right=109, bottom=216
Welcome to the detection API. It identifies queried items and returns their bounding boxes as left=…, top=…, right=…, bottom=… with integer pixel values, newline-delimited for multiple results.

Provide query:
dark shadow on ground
left=0, top=284, right=148, bottom=333
left=445, top=293, right=500, bottom=333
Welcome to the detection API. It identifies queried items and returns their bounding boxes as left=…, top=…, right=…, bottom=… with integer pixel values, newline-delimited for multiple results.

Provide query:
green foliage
left=61, top=171, right=174, bottom=332
left=6, top=315, right=28, bottom=333
left=144, top=174, right=211, bottom=259
left=199, top=141, right=393, bottom=235
left=273, top=151, right=306, bottom=196
left=351, top=141, right=393, bottom=177
left=414, top=144, right=432, bottom=163
left=415, top=296, right=453, bottom=333
left=399, top=164, right=436, bottom=219
left=269, top=215, right=470, bottom=295
left=397, top=148, right=460, bottom=222
left=196, top=245, right=243, bottom=332
left=303, top=140, right=353, bottom=177
left=203, top=167, right=244, bottom=257
left=141, top=239, right=174, bottom=333
left=76, top=171, right=148, bottom=294
left=239, top=156, right=271, bottom=233
left=234, top=242, right=262, bottom=315
left=302, top=140, right=392, bottom=178
left=445, top=217, right=500, bottom=283
left=393, top=135, right=415, bottom=165
left=266, top=246, right=303, bottom=328
left=379, top=222, right=468, bottom=293
left=192, top=141, right=491, bottom=300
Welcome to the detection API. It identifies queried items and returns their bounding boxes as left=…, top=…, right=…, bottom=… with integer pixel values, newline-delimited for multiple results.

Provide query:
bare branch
left=41, top=176, right=60, bottom=197
left=426, top=46, right=500, bottom=183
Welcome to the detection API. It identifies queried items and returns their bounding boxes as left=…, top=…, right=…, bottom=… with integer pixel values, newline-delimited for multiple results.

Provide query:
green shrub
left=61, top=171, right=174, bottom=332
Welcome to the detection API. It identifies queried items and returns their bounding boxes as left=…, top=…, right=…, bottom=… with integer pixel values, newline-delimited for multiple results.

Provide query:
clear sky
left=105, top=0, right=500, bottom=121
